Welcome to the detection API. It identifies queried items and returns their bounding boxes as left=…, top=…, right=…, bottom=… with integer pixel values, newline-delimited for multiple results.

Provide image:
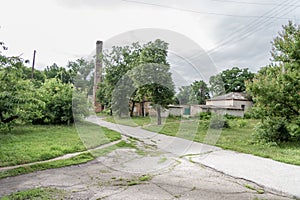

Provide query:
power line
left=184, top=0, right=298, bottom=60
left=205, top=0, right=299, bottom=55
left=210, top=0, right=299, bottom=7
left=122, top=0, right=299, bottom=64
left=122, top=0, right=293, bottom=19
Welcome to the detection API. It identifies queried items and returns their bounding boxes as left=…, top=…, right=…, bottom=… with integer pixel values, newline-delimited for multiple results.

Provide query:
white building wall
left=210, top=108, right=244, bottom=117
left=206, top=100, right=252, bottom=109
left=206, top=100, right=233, bottom=107
left=169, top=108, right=182, bottom=116
left=190, top=105, right=204, bottom=116
left=232, top=100, right=253, bottom=110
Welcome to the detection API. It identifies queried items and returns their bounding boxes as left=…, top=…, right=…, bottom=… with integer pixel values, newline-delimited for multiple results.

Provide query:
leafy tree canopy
left=99, top=39, right=175, bottom=124
left=247, top=21, right=300, bottom=142
left=0, top=50, right=43, bottom=131
left=210, top=67, right=254, bottom=96
left=176, top=80, right=209, bottom=105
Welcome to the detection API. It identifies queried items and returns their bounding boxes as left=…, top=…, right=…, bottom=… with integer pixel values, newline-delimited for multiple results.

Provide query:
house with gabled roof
left=168, top=92, right=252, bottom=117
left=202, top=92, right=253, bottom=117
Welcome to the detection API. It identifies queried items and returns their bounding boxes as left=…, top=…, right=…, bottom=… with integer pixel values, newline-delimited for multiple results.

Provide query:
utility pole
left=31, top=50, right=36, bottom=79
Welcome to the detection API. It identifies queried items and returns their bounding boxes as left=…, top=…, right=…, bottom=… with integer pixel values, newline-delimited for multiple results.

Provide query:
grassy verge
left=108, top=116, right=300, bottom=166
left=0, top=141, right=134, bottom=179
left=0, top=121, right=121, bottom=167
left=0, top=187, right=67, bottom=200
left=104, top=116, right=155, bottom=127
left=0, top=152, right=94, bottom=179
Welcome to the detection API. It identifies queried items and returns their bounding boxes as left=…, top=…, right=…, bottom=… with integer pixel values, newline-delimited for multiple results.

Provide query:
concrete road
left=0, top=145, right=292, bottom=200
left=85, top=116, right=300, bottom=199
left=0, top=116, right=297, bottom=199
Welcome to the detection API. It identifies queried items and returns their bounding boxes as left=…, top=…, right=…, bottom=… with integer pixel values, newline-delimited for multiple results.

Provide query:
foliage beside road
left=0, top=140, right=135, bottom=179
left=247, top=21, right=300, bottom=143
left=0, top=187, right=67, bottom=200
left=0, top=50, right=91, bottom=131
left=0, top=122, right=121, bottom=167
left=103, top=115, right=300, bottom=166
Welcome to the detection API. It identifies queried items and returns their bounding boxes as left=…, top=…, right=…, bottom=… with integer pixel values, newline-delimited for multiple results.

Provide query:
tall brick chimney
left=93, top=40, right=103, bottom=112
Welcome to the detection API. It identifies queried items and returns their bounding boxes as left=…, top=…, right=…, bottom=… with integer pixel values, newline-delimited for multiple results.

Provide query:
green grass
left=0, top=152, right=94, bottom=179
left=90, top=140, right=136, bottom=157
left=104, top=116, right=154, bottom=127
left=143, top=117, right=300, bottom=166
left=244, top=184, right=265, bottom=194
left=111, top=174, right=153, bottom=187
left=0, top=141, right=134, bottom=179
left=0, top=121, right=121, bottom=167
left=76, top=121, right=121, bottom=149
left=0, top=187, right=67, bottom=200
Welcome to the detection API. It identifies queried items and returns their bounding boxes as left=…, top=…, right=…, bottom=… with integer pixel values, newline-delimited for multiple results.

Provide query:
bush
left=72, top=88, right=90, bottom=122
left=224, top=114, right=241, bottom=119
left=195, top=112, right=211, bottom=120
left=287, top=116, right=300, bottom=140
left=243, top=107, right=262, bottom=119
left=209, top=114, right=230, bottom=129
left=230, top=119, right=248, bottom=128
left=255, top=117, right=290, bottom=143
left=33, top=79, right=88, bottom=125
left=236, top=119, right=247, bottom=128
left=0, top=56, right=44, bottom=131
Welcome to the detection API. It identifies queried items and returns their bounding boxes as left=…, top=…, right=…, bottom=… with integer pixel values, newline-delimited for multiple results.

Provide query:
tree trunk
left=157, top=105, right=161, bottom=125
left=141, top=101, right=145, bottom=117
left=130, top=100, right=135, bottom=117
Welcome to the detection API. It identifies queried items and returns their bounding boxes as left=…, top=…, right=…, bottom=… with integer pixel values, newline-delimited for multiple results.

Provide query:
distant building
left=169, top=92, right=253, bottom=117
left=204, top=92, right=252, bottom=116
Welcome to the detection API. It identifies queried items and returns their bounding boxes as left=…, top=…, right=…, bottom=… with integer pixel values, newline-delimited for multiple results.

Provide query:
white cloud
left=1, top=0, right=299, bottom=79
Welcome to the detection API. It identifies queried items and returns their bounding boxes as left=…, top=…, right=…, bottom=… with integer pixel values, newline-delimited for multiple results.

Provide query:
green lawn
left=0, top=122, right=121, bottom=167
left=0, top=187, right=67, bottom=200
left=0, top=141, right=134, bottom=179
left=104, top=116, right=153, bottom=127
left=106, top=116, right=300, bottom=166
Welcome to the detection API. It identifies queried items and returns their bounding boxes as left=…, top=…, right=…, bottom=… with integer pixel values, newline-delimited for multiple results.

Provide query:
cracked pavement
left=0, top=116, right=297, bottom=199
left=0, top=149, right=293, bottom=199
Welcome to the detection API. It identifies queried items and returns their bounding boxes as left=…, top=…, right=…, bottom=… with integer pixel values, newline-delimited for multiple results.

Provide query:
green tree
left=99, top=39, right=175, bottom=124
left=67, top=58, right=94, bottom=94
left=33, top=78, right=88, bottom=125
left=247, top=21, right=300, bottom=142
left=99, top=42, right=142, bottom=115
left=44, top=63, right=73, bottom=84
left=176, top=85, right=193, bottom=105
left=137, top=39, right=174, bottom=124
left=210, top=67, right=254, bottom=96
left=19, top=66, right=46, bottom=87
left=0, top=53, right=43, bottom=131
left=176, top=80, right=209, bottom=105
left=130, top=63, right=175, bottom=125
left=190, top=80, right=210, bottom=104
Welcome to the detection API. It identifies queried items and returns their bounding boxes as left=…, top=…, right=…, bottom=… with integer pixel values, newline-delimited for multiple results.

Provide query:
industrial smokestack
left=93, top=40, right=103, bottom=112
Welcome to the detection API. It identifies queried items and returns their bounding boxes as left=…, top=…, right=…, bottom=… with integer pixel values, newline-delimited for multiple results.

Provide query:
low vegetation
left=0, top=141, right=134, bottom=179
left=105, top=115, right=300, bottom=166
left=0, top=122, right=121, bottom=167
left=0, top=152, right=94, bottom=179
left=0, top=187, right=67, bottom=200
left=104, top=116, right=152, bottom=127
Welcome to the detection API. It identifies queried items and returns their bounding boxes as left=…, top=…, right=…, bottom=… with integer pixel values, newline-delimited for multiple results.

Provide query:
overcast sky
left=1, top=0, right=299, bottom=85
